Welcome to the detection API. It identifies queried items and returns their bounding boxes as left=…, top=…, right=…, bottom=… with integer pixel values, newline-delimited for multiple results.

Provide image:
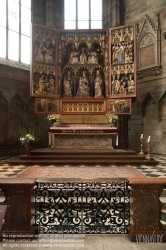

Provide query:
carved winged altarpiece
left=31, top=24, right=137, bottom=115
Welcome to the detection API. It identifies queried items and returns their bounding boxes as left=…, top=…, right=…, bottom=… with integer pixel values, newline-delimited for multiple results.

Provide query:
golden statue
left=94, top=70, right=103, bottom=97
left=76, top=71, right=90, bottom=97
left=63, top=71, right=73, bottom=97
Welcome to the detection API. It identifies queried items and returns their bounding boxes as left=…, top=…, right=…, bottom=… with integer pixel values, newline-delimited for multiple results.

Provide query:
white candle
left=141, top=134, right=143, bottom=138
left=148, top=135, right=151, bottom=140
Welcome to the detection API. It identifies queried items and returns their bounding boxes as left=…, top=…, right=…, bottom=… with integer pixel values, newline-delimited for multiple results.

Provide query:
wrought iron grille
left=35, top=180, right=130, bottom=234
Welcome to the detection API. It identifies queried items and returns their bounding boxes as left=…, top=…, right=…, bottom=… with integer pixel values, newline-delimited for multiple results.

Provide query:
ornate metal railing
left=35, top=179, right=130, bottom=234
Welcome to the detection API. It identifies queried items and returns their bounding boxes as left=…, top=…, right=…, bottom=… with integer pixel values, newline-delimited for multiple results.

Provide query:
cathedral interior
left=0, top=0, right=166, bottom=249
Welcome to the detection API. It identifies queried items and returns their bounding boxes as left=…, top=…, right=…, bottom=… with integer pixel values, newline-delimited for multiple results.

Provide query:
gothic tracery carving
left=137, top=13, right=161, bottom=78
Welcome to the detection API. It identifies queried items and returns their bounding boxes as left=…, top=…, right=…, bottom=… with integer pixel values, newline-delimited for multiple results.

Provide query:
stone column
left=45, top=0, right=55, bottom=27
left=118, top=114, right=129, bottom=149
left=112, top=0, right=122, bottom=27
left=31, top=0, right=45, bottom=25
left=44, top=0, right=64, bottom=29
left=103, top=0, right=124, bottom=28
left=103, top=0, right=112, bottom=28
left=55, top=0, right=64, bottom=29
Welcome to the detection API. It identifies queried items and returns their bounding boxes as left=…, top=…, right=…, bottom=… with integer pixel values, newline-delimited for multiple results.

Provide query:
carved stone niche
left=158, top=90, right=166, bottom=121
left=140, top=91, right=158, bottom=117
left=136, top=13, right=162, bottom=79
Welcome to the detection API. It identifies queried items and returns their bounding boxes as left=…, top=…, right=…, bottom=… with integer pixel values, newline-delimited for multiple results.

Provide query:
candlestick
left=146, top=140, right=153, bottom=161
left=139, top=136, right=144, bottom=155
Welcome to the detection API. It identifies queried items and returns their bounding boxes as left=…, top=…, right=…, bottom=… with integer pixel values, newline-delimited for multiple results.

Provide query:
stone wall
left=124, top=0, right=166, bottom=153
left=0, top=62, right=49, bottom=155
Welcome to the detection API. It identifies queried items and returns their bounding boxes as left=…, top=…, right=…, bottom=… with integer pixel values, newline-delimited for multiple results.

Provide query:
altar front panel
left=48, top=126, right=118, bottom=149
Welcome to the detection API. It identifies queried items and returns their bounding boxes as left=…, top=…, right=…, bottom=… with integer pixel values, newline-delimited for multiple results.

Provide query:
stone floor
left=0, top=235, right=166, bottom=250
left=0, top=153, right=166, bottom=249
left=0, top=153, right=166, bottom=178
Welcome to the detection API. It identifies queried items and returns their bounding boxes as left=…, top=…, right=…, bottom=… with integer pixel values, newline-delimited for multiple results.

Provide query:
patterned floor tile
left=0, top=154, right=166, bottom=178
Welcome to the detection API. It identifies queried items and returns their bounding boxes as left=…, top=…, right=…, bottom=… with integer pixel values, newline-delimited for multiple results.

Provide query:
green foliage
left=19, top=127, right=37, bottom=146
left=107, top=115, right=118, bottom=123
left=47, top=114, right=59, bottom=123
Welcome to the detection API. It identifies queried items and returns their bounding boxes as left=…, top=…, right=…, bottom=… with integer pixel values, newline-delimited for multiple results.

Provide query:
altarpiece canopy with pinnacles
left=31, top=24, right=136, bottom=115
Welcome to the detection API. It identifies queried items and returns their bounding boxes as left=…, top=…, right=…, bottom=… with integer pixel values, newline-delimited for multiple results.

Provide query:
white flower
left=19, top=127, right=37, bottom=146
left=47, top=113, right=59, bottom=123
left=107, top=115, right=118, bottom=123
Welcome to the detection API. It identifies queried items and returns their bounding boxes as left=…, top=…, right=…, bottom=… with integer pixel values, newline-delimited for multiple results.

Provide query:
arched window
left=0, top=0, right=31, bottom=64
left=64, top=0, right=102, bottom=29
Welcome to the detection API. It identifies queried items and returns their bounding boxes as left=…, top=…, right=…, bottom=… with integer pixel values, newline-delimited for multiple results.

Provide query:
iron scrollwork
left=35, top=181, right=130, bottom=234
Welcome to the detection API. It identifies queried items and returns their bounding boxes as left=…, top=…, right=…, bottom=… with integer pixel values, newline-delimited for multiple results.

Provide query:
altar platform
left=9, top=147, right=158, bottom=165
left=9, top=124, right=158, bottom=165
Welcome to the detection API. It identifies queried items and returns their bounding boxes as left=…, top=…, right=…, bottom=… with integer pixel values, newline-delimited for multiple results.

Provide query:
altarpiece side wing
left=31, top=24, right=57, bottom=98
left=109, top=24, right=137, bottom=99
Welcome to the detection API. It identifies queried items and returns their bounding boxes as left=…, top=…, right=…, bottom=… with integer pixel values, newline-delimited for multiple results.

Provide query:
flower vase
left=112, top=121, right=117, bottom=127
left=24, top=146, right=31, bottom=156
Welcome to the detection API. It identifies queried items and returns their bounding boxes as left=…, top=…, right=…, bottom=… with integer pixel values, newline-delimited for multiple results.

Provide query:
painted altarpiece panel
left=107, top=98, right=131, bottom=114
left=31, top=24, right=57, bottom=97
left=109, top=24, right=137, bottom=98
left=35, top=98, right=59, bottom=114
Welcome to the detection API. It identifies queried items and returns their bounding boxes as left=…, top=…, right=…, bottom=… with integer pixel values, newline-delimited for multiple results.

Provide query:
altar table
left=48, top=126, right=118, bottom=149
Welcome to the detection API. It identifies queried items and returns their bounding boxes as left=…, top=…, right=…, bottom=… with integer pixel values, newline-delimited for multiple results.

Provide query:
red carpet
left=18, top=165, right=145, bottom=179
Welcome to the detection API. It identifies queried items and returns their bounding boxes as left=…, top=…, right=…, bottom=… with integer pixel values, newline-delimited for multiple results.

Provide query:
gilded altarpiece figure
left=59, top=31, right=108, bottom=99
left=31, top=25, right=57, bottom=97
left=109, top=24, right=137, bottom=98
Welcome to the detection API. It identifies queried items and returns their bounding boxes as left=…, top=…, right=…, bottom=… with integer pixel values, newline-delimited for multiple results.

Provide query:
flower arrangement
left=107, top=115, right=118, bottom=124
left=19, top=127, right=37, bottom=146
left=47, top=114, right=59, bottom=124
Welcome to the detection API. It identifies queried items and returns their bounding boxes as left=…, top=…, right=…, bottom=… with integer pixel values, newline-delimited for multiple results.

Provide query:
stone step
left=8, top=147, right=158, bottom=165
left=30, top=148, right=138, bottom=155
left=19, top=154, right=147, bottom=160
left=9, top=157, right=158, bottom=165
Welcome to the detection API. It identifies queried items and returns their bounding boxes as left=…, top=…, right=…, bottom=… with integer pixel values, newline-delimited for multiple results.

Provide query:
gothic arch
left=0, top=90, right=8, bottom=104
left=9, top=93, right=26, bottom=145
left=0, top=90, right=8, bottom=145
left=131, top=98, right=141, bottom=115
left=140, top=92, right=158, bottom=117
left=158, top=90, right=166, bottom=121
left=26, top=97, right=38, bottom=128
